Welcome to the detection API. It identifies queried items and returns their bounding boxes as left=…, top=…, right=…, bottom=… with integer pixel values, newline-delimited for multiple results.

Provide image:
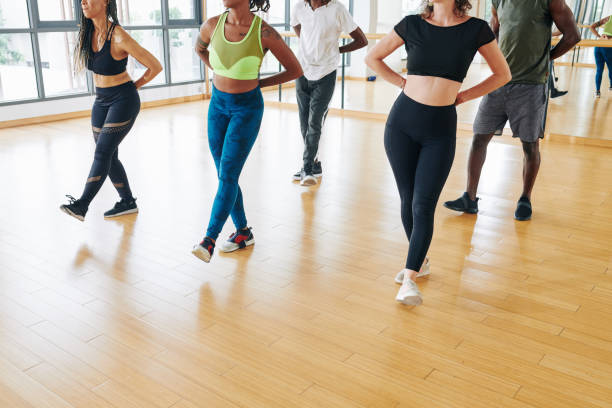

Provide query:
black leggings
left=384, top=93, right=456, bottom=271
left=79, top=81, right=140, bottom=206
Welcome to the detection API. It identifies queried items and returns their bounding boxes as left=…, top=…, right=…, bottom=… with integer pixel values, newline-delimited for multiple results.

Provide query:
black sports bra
left=88, top=24, right=128, bottom=76
left=394, top=15, right=495, bottom=83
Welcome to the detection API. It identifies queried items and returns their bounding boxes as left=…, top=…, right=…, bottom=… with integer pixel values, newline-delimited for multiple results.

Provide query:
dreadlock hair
left=74, top=0, right=120, bottom=72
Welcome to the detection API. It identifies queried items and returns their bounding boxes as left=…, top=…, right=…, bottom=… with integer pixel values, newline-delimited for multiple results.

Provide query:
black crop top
left=87, top=24, right=128, bottom=75
left=394, top=15, right=495, bottom=83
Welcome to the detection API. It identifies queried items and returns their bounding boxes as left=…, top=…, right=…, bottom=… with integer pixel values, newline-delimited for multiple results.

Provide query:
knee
left=522, top=141, right=540, bottom=159
left=472, top=134, right=491, bottom=151
left=93, top=145, right=114, bottom=162
left=412, top=199, right=435, bottom=222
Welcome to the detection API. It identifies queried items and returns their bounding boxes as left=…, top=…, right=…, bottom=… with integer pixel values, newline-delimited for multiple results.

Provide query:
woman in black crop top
left=60, top=0, right=162, bottom=222
left=365, top=0, right=510, bottom=306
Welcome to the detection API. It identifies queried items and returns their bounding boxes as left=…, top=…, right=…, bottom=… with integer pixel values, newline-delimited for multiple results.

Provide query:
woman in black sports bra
left=60, top=0, right=162, bottom=221
left=366, top=0, right=511, bottom=306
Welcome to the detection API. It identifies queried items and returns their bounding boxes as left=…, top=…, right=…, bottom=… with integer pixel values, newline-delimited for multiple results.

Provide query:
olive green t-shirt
left=492, top=0, right=553, bottom=84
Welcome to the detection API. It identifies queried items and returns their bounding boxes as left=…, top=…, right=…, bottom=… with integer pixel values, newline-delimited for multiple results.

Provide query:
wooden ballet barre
left=552, top=38, right=612, bottom=47
left=279, top=32, right=386, bottom=40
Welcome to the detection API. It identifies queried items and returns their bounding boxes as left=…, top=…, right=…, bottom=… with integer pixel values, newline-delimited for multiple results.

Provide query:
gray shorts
left=473, top=83, right=548, bottom=143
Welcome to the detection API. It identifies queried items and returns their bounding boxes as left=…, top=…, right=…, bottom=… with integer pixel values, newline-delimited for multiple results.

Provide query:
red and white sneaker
left=192, top=237, right=215, bottom=263
left=220, top=227, right=254, bottom=253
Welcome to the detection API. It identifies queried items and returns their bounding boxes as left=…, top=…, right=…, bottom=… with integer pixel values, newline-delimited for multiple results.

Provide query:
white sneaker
left=394, top=259, right=430, bottom=284
left=300, top=170, right=317, bottom=186
left=396, top=279, right=423, bottom=306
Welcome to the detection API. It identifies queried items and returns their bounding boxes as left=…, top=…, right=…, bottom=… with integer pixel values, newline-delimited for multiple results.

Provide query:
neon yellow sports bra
left=603, top=17, right=612, bottom=36
left=209, top=12, right=264, bottom=80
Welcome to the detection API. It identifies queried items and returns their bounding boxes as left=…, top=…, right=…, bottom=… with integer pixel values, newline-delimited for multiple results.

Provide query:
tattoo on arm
left=262, top=25, right=282, bottom=41
left=196, top=37, right=208, bottom=51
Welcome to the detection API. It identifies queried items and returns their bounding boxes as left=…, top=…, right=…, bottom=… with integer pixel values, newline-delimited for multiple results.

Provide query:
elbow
left=360, top=37, right=369, bottom=49
left=292, top=65, right=304, bottom=81
left=364, top=53, right=375, bottom=69
left=568, top=30, right=581, bottom=46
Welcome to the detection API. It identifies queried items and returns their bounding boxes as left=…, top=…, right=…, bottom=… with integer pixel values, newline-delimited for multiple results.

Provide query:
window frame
left=0, top=0, right=203, bottom=107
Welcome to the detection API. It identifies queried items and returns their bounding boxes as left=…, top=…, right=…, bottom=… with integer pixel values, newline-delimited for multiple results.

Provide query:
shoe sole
left=221, top=238, right=255, bottom=253
left=191, top=246, right=211, bottom=263
left=300, top=177, right=317, bottom=186
left=60, top=206, right=84, bottom=222
left=294, top=173, right=322, bottom=181
left=104, top=208, right=139, bottom=218
left=514, top=215, right=531, bottom=221
left=443, top=203, right=478, bottom=214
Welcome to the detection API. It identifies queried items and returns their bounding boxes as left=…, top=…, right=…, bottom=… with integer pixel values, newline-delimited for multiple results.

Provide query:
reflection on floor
left=1, top=101, right=611, bottom=407
left=264, top=64, right=612, bottom=141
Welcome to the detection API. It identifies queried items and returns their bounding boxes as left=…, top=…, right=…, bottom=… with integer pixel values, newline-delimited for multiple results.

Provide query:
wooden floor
left=264, top=64, right=612, bottom=142
left=0, top=101, right=611, bottom=408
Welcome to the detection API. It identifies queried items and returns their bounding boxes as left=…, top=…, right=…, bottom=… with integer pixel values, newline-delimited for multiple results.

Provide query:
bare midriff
left=213, top=74, right=259, bottom=94
left=403, top=75, right=462, bottom=106
left=93, top=71, right=132, bottom=88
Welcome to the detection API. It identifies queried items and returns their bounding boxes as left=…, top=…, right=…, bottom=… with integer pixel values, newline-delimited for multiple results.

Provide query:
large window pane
left=0, top=0, right=30, bottom=28
left=169, top=0, right=196, bottom=20
left=169, top=28, right=200, bottom=82
left=117, top=0, right=162, bottom=26
left=127, top=29, right=165, bottom=85
left=38, top=31, right=87, bottom=96
left=38, top=0, right=76, bottom=21
left=0, top=33, right=37, bottom=102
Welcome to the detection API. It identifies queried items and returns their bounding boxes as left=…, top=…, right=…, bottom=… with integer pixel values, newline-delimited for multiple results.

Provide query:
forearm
left=340, top=39, right=367, bottom=53
left=590, top=26, right=601, bottom=38
left=365, top=58, right=404, bottom=88
left=134, top=66, right=161, bottom=89
left=550, top=33, right=580, bottom=60
left=196, top=50, right=212, bottom=70
left=259, top=70, right=301, bottom=88
left=459, top=73, right=509, bottom=103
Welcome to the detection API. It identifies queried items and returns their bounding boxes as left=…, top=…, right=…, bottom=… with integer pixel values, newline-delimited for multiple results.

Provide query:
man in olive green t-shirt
left=445, top=0, right=580, bottom=221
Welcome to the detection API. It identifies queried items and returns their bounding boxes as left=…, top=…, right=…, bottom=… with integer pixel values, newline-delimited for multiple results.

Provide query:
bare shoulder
left=111, top=25, right=133, bottom=44
left=261, top=20, right=282, bottom=40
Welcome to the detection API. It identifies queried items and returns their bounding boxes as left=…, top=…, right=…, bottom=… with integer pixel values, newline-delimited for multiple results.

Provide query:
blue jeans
left=206, top=86, right=264, bottom=240
left=594, top=47, right=612, bottom=91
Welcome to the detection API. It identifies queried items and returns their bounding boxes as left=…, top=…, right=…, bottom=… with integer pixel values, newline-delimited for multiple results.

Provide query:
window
left=169, top=28, right=201, bottom=82
left=0, top=0, right=203, bottom=106
left=37, top=0, right=77, bottom=21
left=0, top=33, right=37, bottom=102
left=118, top=0, right=163, bottom=26
left=0, top=0, right=30, bottom=28
left=38, top=31, right=87, bottom=96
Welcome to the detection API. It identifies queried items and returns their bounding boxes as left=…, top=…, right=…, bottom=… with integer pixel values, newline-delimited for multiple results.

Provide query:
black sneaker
left=292, top=168, right=303, bottom=181
left=443, top=192, right=478, bottom=214
left=514, top=196, right=532, bottom=221
left=192, top=237, right=215, bottom=263
left=59, top=195, right=88, bottom=221
left=300, top=169, right=317, bottom=186
left=313, top=160, right=322, bottom=178
left=220, top=227, right=254, bottom=253
left=104, top=198, right=138, bottom=218
left=293, top=161, right=322, bottom=180
left=550, top=89, right=568, bottom=99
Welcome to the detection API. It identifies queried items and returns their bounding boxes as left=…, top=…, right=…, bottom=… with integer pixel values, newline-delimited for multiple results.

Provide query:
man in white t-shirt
left=290, top=0, right=367, bottom=186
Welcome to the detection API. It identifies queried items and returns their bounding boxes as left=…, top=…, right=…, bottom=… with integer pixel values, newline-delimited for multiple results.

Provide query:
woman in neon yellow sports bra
left=191, top=0, right=303, bottom=263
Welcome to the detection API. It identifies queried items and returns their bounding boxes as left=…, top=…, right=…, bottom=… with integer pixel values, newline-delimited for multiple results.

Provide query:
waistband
left=212, top=84, right=261, bottom=97
left=399, top=92, right=456, bottom=112
left=95, top=81, right=136, bottom=96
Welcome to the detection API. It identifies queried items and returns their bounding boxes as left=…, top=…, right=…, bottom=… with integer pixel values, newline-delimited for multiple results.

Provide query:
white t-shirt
left=290, top=0, right=358, bottom=81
